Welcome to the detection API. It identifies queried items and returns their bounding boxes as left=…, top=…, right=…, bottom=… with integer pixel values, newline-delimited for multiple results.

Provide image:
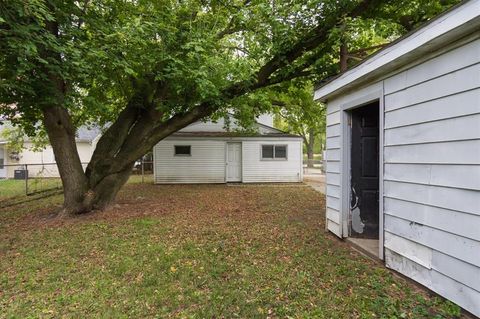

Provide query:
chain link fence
left=0, top=159, right=154, bottom=208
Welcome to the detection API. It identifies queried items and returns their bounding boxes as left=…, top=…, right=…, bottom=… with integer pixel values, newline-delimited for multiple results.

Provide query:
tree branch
left=255, top=0, right=383, bottom=87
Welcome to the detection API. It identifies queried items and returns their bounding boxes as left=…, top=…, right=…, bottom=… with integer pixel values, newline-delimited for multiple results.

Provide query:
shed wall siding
left=324, top=82, right=383, bottom=237
left=242, top=140, right=302, bottom=183
left=323, top=38, right=480, bottom=316
left=154, top=140, right=226, bottom=184
left=154, top=138, right=303, bottom=184
left=325, top=101, right=342, bottom=236
left=382, top=39, right=480, bottom=316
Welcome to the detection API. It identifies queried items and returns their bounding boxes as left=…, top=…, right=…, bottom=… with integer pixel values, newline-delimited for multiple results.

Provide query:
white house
left=315, top=1, right=480, bottom=316
left=0, top=124, right=101, bottom=178
left=153, top=115, right=303, bottom=184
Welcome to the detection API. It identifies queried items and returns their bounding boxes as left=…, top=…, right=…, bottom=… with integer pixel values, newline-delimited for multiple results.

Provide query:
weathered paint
left=318, top=12, right=480, bottom=316
left=154, top=139, right=226, bottom=184
left=154, top=119, right=303, bottom=184
left=241, top=140, right=302, bottom=183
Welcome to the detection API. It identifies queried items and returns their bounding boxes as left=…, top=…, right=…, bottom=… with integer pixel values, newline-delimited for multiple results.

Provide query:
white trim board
left=339, top=88, right=385, bottom=259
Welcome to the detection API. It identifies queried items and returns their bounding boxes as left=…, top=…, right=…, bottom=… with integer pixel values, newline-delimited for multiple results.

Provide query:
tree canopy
left=0, top=0, right=460, bottom=214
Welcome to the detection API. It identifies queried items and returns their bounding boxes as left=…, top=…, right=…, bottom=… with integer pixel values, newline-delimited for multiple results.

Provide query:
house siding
left=5, top=142, right=93, bottom=178
left=154, top=139, right=226, bottom=184
left=324, top=102, right=342, bottom=236
left=242, top=140, right=303, bottom=183
left=323, top=37, right=480, bottom=316
left=382, top=38, right=480, bottom=315
left=153, top=138, right=303, bottom=184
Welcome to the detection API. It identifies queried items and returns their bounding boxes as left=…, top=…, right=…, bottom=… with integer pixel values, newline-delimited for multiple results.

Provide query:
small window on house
left=262, top=145, right=274, bottom=159
left=274, top=145, right=287, bottom=159
left=262, top=145, right=287, bottom=160
left=0, top=158, right=3, bottom=169
left=174, top=145, right=191, bottom=156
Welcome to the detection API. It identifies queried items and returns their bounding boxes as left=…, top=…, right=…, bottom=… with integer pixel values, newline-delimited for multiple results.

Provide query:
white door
left=226, top=143, right=242, bottom=182
left=0, top=147, right=6, bottom=178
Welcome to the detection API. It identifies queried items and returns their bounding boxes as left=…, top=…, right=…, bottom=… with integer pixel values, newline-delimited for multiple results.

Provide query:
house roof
left=76, top=126, right=102, bottom=143
left=0, top=122, right=102, bottom=144
left=171, top=131, right=302, bottom=138
left=179, top=112, right=301, bottom=138
left=314, top=0, right=480, bottom=101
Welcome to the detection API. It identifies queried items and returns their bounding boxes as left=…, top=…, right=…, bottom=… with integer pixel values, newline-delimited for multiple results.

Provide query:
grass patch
left=0, top=183, right=461, bottom=318
left=0, top=174, right=153, bottom=202
left=0, top=178, right=62, bottom=199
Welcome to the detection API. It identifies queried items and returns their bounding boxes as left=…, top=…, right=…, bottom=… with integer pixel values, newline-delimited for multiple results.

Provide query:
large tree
left=0, top=0, right=458, bottom=215
left=269, top=82, right=326, bottom=167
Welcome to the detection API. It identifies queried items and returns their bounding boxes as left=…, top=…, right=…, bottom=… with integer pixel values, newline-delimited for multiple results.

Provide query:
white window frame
left=261, top=144, right=288, bottom=161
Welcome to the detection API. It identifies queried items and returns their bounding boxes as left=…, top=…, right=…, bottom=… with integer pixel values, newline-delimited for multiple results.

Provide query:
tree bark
left=306, top=128, right=315, bottom=168
left=38, top=0, right=382, bottom=217
left=42, top=106, right=91, bottom=215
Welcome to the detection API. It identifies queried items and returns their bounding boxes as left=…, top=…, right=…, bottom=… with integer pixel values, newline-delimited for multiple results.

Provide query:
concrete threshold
left=347, top=238, right=380, bottom=260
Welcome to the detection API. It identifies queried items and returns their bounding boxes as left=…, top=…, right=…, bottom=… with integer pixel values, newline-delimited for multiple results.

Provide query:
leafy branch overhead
left=0, top=0, right=459, bottom=215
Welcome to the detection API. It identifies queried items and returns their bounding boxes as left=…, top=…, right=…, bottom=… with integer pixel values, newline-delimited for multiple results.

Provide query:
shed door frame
left=226, top=142, right=242, bottom=182
left=340, top=87, right=385, bottom=260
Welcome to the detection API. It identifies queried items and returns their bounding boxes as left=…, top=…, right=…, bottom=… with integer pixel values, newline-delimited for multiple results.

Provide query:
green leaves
left=0, top=0, right=461, bottom=135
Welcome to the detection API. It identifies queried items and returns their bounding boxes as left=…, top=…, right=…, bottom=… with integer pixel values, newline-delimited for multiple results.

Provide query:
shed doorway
left=348, top=101, right=380, bottom=257
left=226, top=142, right=242, bottom=182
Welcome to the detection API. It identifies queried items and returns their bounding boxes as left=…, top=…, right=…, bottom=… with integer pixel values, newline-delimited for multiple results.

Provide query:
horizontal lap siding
left=325, top=100, right=342, bottom=237
left=383, top=39, right=480, bottom=316
left=384, top=88, right=480, bottom=129
left=242, top=140, right=302, bottom=183
left=324, top=83, right=383, bottom=238
left=154, top=140, right=225, bottom=184
left=385, top=249, right=480, bottom=314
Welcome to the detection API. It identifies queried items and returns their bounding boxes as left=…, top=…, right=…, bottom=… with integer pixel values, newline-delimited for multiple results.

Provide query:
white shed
left=315, top=1, right=480, bottom=316
left=153, top=115, right=303, bottom=184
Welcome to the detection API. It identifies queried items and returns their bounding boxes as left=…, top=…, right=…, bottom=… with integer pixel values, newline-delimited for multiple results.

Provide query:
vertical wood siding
left=382, top=39, right=480, bottom=316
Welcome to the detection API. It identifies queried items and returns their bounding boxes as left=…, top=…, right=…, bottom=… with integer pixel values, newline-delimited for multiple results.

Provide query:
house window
left=261, top=145, right=287, bottom=160
left=0, top=158, right=3, bottom=169
left=174, top=145, right=191, bottom=156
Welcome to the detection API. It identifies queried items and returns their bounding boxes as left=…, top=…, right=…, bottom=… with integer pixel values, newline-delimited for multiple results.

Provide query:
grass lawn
left=0, top=178, right=62, bottom=199
left=0, top=174, right=153, bottom=201
left=0, top=183, right=461, bottom=318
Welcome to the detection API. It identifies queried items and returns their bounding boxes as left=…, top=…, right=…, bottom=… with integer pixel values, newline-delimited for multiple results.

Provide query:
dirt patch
left=0, top=184, right=321, bottom=232
left=0, top=183, right=463, bottom=318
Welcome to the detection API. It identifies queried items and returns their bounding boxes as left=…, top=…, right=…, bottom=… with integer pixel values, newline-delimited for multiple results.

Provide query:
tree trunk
left=306, top=128, right=315, bottom=168
left=42, top=95, right=215, bottom=216
left=43, top=106, right=137, bottom=216
left=43, top=106, right=91, bottom=216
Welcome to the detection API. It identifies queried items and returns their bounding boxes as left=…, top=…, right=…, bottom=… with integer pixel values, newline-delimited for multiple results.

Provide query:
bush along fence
left=0, top=160, right=153, bottom=208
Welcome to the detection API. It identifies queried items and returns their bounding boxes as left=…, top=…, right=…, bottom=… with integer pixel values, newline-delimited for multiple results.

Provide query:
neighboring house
left=0, top=123, right=101, bottom=179
left=153, top=115, right=303, bottom=183
left=315, top=1, right=480, bottom=316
